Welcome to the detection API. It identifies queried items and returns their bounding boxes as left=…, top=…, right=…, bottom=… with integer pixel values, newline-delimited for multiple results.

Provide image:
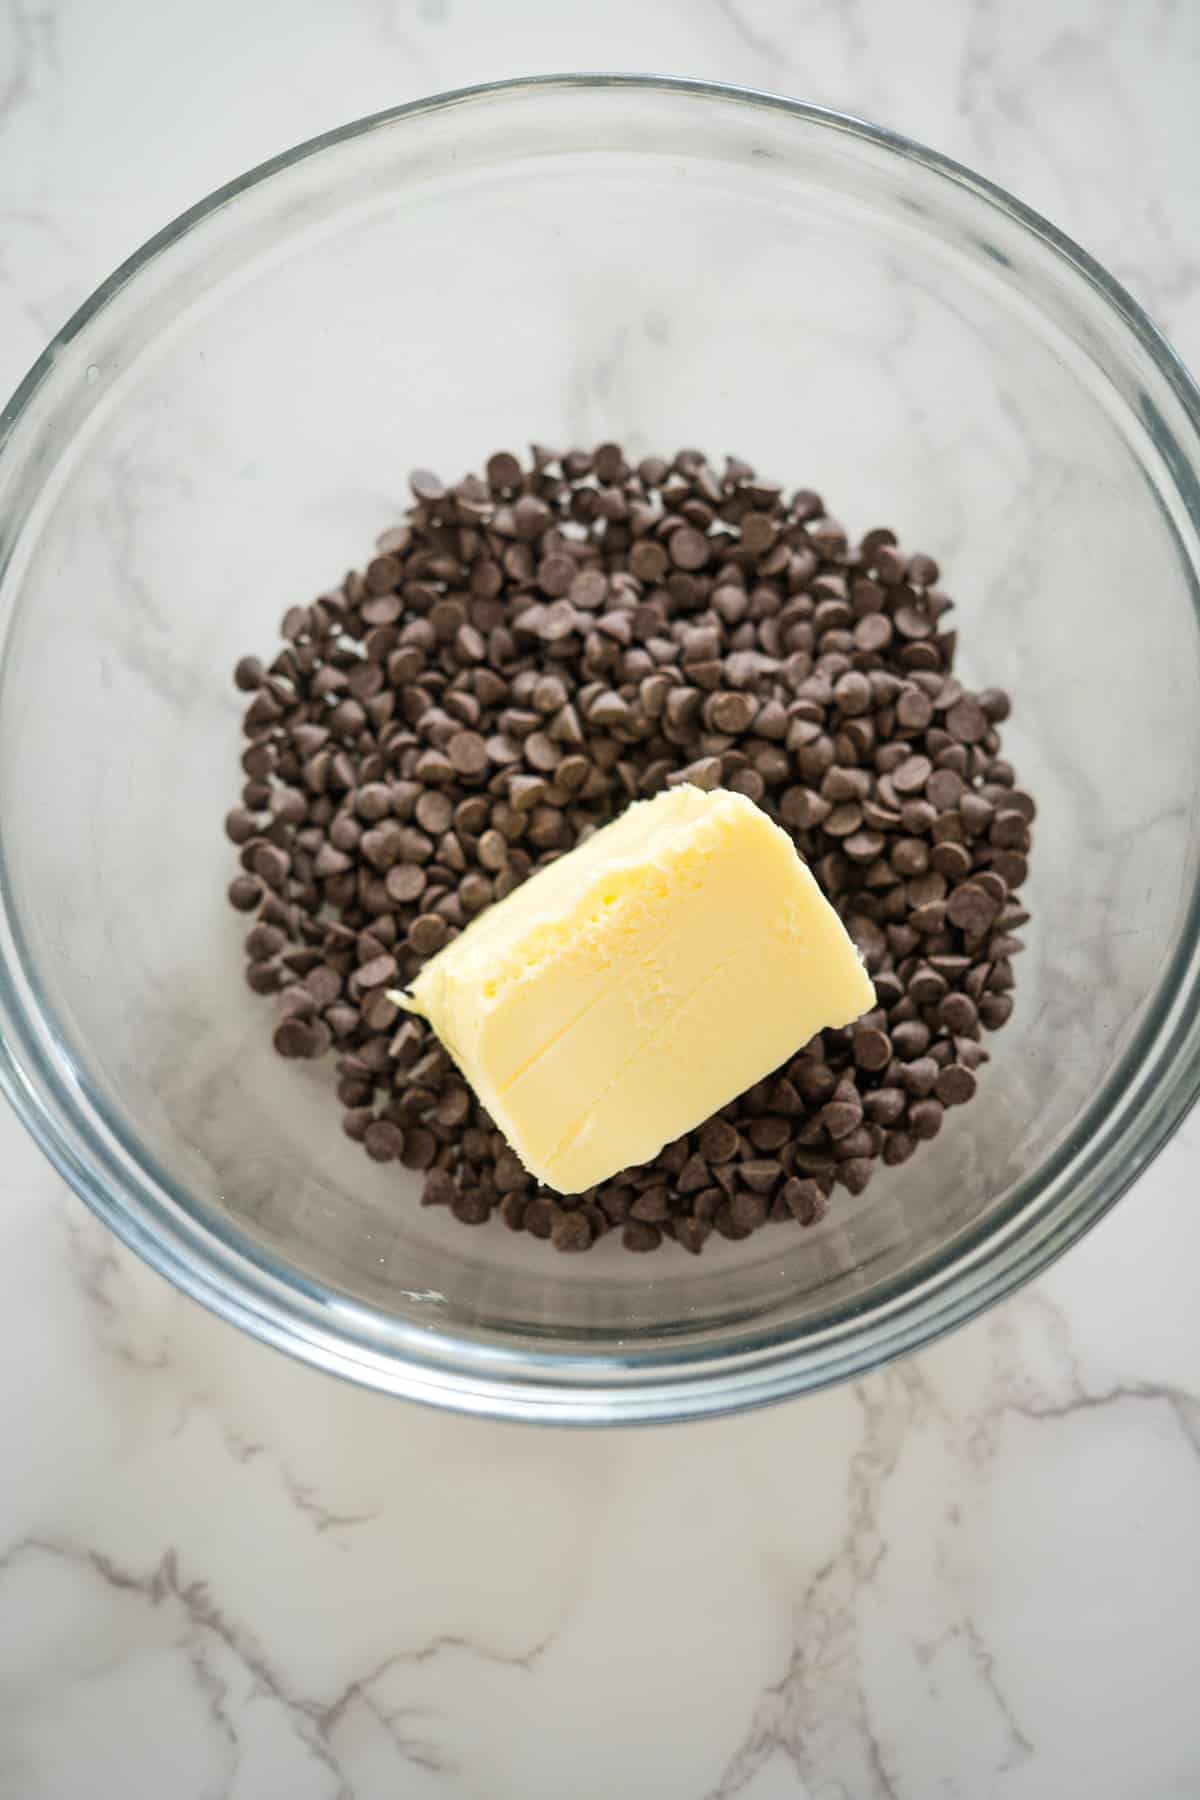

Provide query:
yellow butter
left=402, top=786, right=875, bottom=1195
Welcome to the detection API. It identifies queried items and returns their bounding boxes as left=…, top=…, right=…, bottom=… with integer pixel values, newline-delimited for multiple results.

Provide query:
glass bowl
left=2, top=76, right=1199, bottom=1424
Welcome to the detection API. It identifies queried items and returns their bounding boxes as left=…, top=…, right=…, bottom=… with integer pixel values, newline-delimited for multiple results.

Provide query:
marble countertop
left=3, top=3, right=1199, bottom=1795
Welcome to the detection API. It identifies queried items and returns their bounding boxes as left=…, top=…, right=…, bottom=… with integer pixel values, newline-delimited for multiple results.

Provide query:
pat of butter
left=402, top=786, right=874, bottom=1195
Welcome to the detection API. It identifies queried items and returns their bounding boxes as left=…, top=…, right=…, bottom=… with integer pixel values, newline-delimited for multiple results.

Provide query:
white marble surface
left=3, top=3, right=1200, bottom=1795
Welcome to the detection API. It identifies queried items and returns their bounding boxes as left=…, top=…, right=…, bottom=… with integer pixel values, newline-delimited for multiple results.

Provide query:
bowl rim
left=2, top=71, right=1199, bottom=1424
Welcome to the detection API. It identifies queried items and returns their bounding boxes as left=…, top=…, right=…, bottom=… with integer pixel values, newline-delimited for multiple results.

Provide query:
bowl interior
left=2, top=81, right=1199, bottom=1398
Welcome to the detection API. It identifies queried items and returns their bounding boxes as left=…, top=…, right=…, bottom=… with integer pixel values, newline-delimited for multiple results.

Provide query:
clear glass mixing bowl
left=2, top=76, right=1199, bottom=1422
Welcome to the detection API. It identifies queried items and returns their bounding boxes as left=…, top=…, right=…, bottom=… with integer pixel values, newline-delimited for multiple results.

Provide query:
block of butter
left=401, top=785, right=874, bottom=1195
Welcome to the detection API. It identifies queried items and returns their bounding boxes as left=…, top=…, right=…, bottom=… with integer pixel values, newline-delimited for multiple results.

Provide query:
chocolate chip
left=908, top=965, right=947, bottom=1008
left=852, top=1026, right=891, bottom=1071
left=705, top=691, right=757, bottom=734
left=821, top=1099, right=863, bottom=1140
left=946, top=698, right=988, bottom=744
left=833, top=671, right=872, bottom=716
left=991, top=809, right=1031, bottom=850
left=228, top=875, right=263, bottom=912
left=355, top=952, right=398, bottom=991
left=454, top=1188, right=492, bottom=1226
left=447, top=731, right=489, bottom=777
left=990, top=850, right=1028, bottom=889
left=890, top=837, right=928, bottom=877
left=409, top=468, right=446, bottom=502
left=669, top=526, right=711, bottom=570
left=697, top=1119, right=738, bottom=1162
left=936, top=1064, right=977, bottom=1106
left=409, top=914, right=448, bottom=956
left=939, top=992, right=979, bottom=1036
left=839, top=1157, right=875, bottom=1195
left=629, top=1184, right=671, bottom=1222
left=629, top=540, right=669, bottom=582
left=893, top=687, right=931, bottom=732
left=863, top=1087, right=906, bottom=1126
left=485, top=450, right=522, bottom=491
left=552, top=1210, right=593, bottom=1252
left=364, top=1121, right=406, bottom=1162
left=979, top=992, right=1014, bottom=1029
left=891, top=1019, right=932, bottom=1060
left=899, top=1057, right=940, bottom=1098
left=674, top=1217, right=712, bottom=1254
left=854, top=613, right=893, bottom=654
left=401, top=1127, right=438, bottom=1171
left=733, top=1155, right=779, bottom=1194
left=926, top=768, right=965, bottom=811
left=945, top=882, right=999, bottom=935
left=731, top=1190, right=769, bottom=1230
left=908, top=1098, right=944, bottom=1139
left=272, top=1017, right=316, bottom=1058
left=779, top=1178, right=825, bottom=1225
left=892, top=754, right=932, bottom=795
left=823, top=802, right=864, bottom=839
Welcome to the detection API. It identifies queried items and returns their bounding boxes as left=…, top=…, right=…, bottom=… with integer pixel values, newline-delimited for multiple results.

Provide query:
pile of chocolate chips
left=226, top=446, right=1032, bottom=1254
